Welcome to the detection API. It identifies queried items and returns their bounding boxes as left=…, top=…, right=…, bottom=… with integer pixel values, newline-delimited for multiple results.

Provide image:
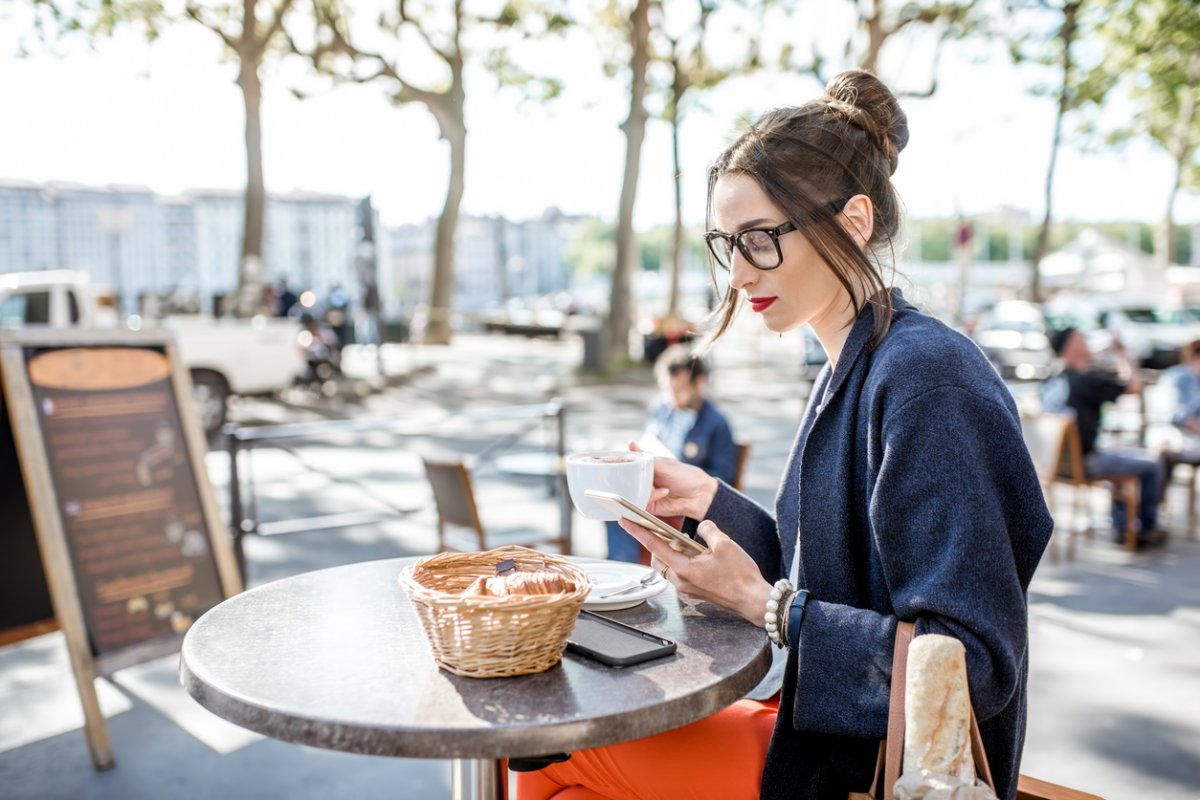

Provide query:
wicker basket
left=399, top=546, right=591, bottom=678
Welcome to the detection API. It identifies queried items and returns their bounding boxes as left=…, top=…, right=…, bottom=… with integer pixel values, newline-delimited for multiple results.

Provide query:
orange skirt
left=514, top=697, right=779, bottom=800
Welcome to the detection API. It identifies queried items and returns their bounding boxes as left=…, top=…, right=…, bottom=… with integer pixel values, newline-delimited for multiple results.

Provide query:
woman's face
left=711, top=173, right=848, bottom=335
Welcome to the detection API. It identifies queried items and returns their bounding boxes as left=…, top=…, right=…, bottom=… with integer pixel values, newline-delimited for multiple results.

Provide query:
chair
left=420, top=454, right=570, bottom=554
left=1016, top=775, right=1104, bottom=800
left=731, top=441, right=752, bottom=492
left=1161, top=449, right=1200, bottom=539
left=1020, top=413, right=1141, bottom=558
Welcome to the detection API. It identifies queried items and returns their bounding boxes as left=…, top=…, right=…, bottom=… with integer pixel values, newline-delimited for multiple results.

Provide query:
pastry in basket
left=462, top=570, right=574, bottom=597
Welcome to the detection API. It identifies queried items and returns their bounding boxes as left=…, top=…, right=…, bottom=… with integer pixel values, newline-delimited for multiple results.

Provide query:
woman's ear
left=837, top=195, right=874, bottom=248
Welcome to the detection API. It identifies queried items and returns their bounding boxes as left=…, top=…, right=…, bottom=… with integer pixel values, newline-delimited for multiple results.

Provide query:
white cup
left=565, top=450, right=655, bottom=521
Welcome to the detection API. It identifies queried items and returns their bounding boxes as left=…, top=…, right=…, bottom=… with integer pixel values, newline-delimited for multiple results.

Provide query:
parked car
left=973, top=300, right=1053, bottom=381
left=1096, top=305, right=1200, bottom=370
left=0, top=270, right=305, bottom=435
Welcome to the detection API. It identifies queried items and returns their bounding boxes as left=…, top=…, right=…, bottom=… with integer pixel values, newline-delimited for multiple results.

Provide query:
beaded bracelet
left=765, top=579, right=795, bottom=649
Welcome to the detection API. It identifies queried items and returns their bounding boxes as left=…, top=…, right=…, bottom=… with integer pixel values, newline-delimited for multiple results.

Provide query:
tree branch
left=260, top=0, right=298, bottom=47
left=398, top=0, right=454, bottom=64
left=185, top=4, right=238, bottom=50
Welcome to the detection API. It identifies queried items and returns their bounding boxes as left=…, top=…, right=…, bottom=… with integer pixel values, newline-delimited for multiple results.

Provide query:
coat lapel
left=787, top=290, right=913, bottom=587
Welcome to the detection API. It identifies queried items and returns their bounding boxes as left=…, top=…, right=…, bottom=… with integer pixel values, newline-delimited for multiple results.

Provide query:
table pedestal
left=451, top=757, right=506, bottom=800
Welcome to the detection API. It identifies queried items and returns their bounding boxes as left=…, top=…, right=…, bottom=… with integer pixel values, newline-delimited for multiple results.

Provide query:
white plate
left=575, top=560, right=668, bottom=612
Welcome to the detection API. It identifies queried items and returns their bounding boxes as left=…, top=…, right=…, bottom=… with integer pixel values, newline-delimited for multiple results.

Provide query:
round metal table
left=179, top=557, right=771, bottom=800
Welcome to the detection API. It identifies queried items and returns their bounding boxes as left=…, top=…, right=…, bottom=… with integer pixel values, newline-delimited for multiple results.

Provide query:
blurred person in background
left=605, top=345, right=737, bottom=563
left=275, top=278, right=298, bottom=317
left=298, top=312, right=341, bottom=385
left=1159, top=339, right=1200, bottom=489
left=1044, top=327, right=1165, bottom=545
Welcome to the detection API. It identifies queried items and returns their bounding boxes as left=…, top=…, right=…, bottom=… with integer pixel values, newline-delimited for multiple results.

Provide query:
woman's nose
left=727, top=252, right=757, bottom=292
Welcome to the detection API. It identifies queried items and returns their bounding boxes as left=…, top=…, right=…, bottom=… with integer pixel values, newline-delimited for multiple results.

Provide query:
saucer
left=576, top=560, right=667, bottom=612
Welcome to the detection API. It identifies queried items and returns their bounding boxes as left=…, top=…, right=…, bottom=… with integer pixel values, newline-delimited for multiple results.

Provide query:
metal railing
left=221, top=399, right=569, bottom=580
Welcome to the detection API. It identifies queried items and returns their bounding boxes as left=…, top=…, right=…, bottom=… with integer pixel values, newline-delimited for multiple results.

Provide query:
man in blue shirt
left=606, top=346, right=738, bottom=562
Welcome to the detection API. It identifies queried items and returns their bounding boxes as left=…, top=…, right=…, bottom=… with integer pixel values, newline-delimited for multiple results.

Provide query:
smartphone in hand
left=582, top=489, right=707, bottom=556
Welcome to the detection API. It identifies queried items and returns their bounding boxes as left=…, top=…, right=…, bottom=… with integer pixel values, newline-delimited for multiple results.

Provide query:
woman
left=519, top=70, right=1052, bottom=800
left=606, top=344, right=738, bottom=562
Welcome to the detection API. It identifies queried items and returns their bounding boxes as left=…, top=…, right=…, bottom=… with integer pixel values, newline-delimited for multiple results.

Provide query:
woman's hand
left=630, top=443, right=719, bottom=521
left=619, top=518, right=772, bottom=626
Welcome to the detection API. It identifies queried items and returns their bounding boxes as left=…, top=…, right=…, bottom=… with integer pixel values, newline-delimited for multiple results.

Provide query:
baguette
left=902, top=633, right=975, bottom=782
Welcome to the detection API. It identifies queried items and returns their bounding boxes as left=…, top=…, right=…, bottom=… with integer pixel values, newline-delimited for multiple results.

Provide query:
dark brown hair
left=701, top=70, right=909, bottom=349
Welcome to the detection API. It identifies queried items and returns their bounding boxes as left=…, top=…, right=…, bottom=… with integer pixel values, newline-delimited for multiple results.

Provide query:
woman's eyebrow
left=711, top=217, right=774, bottom=233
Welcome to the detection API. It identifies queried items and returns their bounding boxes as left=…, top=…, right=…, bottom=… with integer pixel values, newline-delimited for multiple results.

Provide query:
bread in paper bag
left=902, top=633, right=976, bottom=782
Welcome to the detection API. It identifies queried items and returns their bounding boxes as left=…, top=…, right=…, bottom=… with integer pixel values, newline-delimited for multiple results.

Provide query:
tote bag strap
left=882, top=621, right=916, bottom=800
left=856, top=621, right=915, bottom=800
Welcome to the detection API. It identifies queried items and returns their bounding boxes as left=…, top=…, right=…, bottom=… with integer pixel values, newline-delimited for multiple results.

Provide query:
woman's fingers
left=617, top=519, right=690, bottom=572
left=694, top=520, right=726, bottom=547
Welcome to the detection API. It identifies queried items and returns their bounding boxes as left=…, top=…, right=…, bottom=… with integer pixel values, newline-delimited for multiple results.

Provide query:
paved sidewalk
left=2, top=331, right=1198, bottom=799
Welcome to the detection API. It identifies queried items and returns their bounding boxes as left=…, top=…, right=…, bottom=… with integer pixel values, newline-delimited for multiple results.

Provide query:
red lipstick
left=749, top=296, right=777, bottom=313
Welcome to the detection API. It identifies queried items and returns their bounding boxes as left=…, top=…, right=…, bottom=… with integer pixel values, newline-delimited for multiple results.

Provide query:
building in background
left=1, top=181, right=586, bottom=326
left=380, top=207, right=586, bottom=321
left=0, top=181, right=361, bottom=315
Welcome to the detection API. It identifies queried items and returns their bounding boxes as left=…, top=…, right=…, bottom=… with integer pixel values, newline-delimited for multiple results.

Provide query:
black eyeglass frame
left=703, top=222, right=797, bottom=272
left=703, top=198, right=850, bottom=272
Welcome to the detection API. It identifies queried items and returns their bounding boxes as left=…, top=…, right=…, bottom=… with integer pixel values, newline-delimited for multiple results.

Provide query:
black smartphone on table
left=566, top=610, right=677, bottom=667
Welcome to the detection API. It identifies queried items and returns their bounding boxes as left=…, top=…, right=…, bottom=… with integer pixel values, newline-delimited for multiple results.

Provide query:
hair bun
left=823, top=70, right=909, bottom=174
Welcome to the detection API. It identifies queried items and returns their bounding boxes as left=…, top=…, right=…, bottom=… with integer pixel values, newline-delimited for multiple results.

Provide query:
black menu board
left=24, top=345, right=226, bottom=655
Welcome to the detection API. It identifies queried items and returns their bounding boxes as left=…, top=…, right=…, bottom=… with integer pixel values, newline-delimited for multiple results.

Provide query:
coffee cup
left=565, top=450, right=654, bottom=520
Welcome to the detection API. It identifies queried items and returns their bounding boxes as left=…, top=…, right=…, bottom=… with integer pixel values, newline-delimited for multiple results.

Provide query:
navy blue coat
left=705, top=292, right=1053, bottom=800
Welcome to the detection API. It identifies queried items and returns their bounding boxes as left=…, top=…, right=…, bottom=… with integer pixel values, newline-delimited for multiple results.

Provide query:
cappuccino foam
left=574, top=454, right=637, bottom=464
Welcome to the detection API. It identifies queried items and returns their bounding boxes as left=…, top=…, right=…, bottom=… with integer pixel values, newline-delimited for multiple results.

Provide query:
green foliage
left=563, top=218, right=616, bottom=278
left=1081, top=0, right=1200, bottom=170
left=766, top=0, right=987, bottom=90
left=23, top=0, right=166, bottom=48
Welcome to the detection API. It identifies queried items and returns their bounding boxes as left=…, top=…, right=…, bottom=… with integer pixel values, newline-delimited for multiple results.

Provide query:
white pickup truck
left=0, top=270, right=305, bottom=435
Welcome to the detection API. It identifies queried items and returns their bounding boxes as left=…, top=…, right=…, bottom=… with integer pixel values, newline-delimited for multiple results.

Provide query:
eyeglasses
left=703, top=223, right=796, bottom=271
left=703, top=199, right=849, bottom=271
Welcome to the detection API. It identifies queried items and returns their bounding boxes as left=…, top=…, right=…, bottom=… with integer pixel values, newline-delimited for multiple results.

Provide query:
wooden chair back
left=420, top=455, right=486, bottom=551
left=1020, top=413, right=1083, bottom=486
left=1021, top=413, right=1142, bottom=553
left=732, top=441, right=751, bottom=492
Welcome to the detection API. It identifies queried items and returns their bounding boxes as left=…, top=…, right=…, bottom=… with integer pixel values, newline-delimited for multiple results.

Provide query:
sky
left=1, top=4, right=1196, bottom=232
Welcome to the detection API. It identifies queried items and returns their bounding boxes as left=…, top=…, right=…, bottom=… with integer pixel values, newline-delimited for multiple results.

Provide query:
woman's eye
left=742, top=231, right=773, bottom=252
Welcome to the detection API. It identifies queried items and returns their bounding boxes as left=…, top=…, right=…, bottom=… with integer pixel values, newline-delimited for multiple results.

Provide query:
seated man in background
left=605, top=345, right=737, bottom=562
left=1043, top=327, right=1166, bottom=546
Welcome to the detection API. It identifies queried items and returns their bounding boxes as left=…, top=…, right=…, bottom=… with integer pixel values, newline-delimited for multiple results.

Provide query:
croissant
left=462, top=570, right=571, bottom=597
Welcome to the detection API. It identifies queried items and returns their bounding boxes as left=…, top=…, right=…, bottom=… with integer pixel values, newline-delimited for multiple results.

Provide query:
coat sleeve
left=704, top=482, right=785, bottom=583
left=790, top=384, right=1051, bottom=738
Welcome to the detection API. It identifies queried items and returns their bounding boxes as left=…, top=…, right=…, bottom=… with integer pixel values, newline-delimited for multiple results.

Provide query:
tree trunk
left=236, top=51, right=267, bottom=317
left=426, top=113, right=466, bottom=345
left=1156, top=52, right=1200, bottom=268
left=862, top=0, right=885, bottom=74
left=603, top=0, right=652, bottom=370
left=668, top=63, right=685, bottom=319
left=1031, top=0, right=1079, bottom=303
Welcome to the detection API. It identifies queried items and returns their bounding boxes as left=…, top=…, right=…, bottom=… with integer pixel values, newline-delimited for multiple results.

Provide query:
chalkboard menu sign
left=26, top=344, right=227, bottom=655
left=0, top=329, right=241, bottom=770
